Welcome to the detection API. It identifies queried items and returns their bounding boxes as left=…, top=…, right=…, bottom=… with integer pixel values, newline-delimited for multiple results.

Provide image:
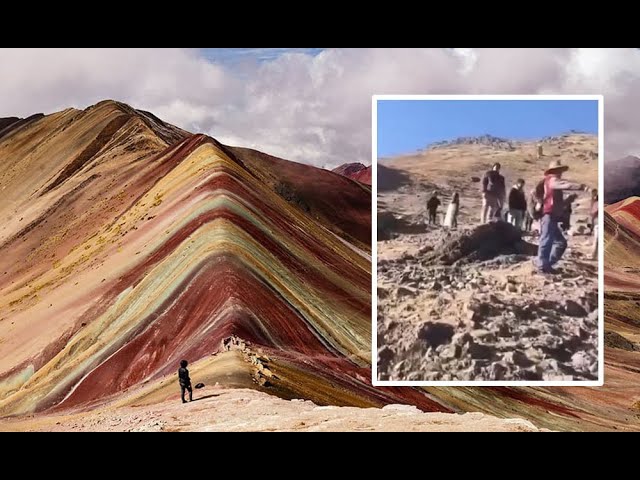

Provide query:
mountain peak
left=332, top=163, right=371, bottom=185
left=604, top=155, right=640, bottom=204
left=91, top=99, right=130, bottom=110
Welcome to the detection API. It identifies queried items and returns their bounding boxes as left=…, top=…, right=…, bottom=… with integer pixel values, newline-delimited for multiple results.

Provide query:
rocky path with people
left=377, top=222, right=599, bottom=382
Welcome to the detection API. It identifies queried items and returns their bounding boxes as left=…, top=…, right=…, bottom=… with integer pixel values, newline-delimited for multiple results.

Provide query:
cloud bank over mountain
left=0, top=48, right=636, bottom=167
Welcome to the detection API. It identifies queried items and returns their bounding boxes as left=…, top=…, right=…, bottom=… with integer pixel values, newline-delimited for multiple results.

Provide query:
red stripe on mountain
left=52, top=255, right=366, bottom=411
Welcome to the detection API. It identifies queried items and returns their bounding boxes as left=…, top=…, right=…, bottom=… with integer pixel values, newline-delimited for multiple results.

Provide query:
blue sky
left=201, top=48, right=324, bottom=64
left=377, top=99, right=599, bottom=158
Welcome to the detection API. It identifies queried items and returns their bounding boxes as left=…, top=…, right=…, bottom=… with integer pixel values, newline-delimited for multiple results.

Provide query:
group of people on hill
left=426, top=160, right=599, bottom=274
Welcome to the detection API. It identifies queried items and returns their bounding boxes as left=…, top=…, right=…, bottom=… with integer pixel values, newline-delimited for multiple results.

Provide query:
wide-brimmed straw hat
left=544, top=160, right=569, bottom=175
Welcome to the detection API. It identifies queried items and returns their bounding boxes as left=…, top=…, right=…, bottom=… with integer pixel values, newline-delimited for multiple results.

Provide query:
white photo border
left=372, top=94, right=605, bottom=387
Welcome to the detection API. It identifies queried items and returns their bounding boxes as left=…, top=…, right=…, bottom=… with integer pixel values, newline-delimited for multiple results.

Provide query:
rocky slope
left=378, top=223, right=599, bottom=382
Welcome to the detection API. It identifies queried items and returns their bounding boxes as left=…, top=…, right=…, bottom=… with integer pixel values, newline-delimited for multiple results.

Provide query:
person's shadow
left=191, top=394, right=220, bottom=403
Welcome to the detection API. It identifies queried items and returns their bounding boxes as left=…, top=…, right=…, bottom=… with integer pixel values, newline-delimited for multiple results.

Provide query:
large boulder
left=425, top=221, right=537, bottom=266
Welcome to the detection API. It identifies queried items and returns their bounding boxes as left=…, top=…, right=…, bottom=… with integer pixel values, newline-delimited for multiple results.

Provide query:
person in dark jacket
left=535, top=161, right=588, bottom=274
left=178, top=359, right=193, bottom=404
left=480, top=163, right=506, bottom=224
left=507, top=179, right=527, bottom=230
left=426, top=191, right=441, bottom=225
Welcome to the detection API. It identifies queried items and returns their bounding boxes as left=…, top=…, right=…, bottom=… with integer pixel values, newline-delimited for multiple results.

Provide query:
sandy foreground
left=0, top=387, right=543, bottom=432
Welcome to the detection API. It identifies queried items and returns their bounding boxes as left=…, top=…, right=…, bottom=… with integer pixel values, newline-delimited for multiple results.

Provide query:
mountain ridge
left=0, top=100, right=443, bottom=417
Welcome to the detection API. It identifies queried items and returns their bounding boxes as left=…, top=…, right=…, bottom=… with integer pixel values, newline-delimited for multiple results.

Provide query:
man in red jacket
left=536, top=160, right=589, bottom=274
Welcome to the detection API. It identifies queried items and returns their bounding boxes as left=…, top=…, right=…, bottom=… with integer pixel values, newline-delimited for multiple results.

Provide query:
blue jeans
left=538, top=214, right=567, bottom=271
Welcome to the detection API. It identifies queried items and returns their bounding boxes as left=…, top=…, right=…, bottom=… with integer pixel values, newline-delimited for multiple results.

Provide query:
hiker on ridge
left=178, top=359, right=193, bottom=404
left=443, top=192, right=460, bottom=228
left=427, top=191, right=441, bottom=225
left=507, top=178, right=527, bottom=230
left=480, top=163, right=506, bottom=224
left=534, top=160, right=589, bottom=274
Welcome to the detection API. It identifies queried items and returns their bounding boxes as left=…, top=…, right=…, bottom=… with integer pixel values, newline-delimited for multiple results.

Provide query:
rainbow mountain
left=3, top=100, right=640, bottom=431
left=0, top=100, right=438, bottom=415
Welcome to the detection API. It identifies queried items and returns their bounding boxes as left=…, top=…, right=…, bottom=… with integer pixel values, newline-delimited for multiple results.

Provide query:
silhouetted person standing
left=480, top=163, right=506, bottom=223
left=427, top=191, right=441, bottom=225
left=508, top=179, right=527, bottom=230
left=178, top=360, right=193, bottom=404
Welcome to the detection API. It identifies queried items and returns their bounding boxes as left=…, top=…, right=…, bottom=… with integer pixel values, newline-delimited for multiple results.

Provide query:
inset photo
left=374, top=95, right=603, bottom=386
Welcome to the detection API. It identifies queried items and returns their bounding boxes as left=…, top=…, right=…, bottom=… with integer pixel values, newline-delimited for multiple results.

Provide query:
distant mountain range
left=429, top=134, right=515, bottom=151
left=605, top=156, right=640, bottom=204
left=426, top=132, right=595, bottom=153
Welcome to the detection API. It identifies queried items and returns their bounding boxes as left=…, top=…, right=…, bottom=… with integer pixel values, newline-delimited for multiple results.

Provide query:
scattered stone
left=401, top=272, right=413, bottom=283
left=452, top=332, right=473, bottom=346
left=470, top=330, right=495, bottom=342
left=418, top=322, right=455, bottom=349
left=497, top=324, right=511, bottom=338
left=539, top=358, right=559, bottom=371
left=563, top=300, right=587, bottom=317
left=378, top=346, right=395, bottom=368
left=523, top=328, right=541, bottom=338
left=466, top=342, right=493, bottom=360
left=503, top=350, right=533, bottom=368
left=543, top=374, right=574, bottom=382
left=377, top=287, right=389, bottom=299
left=571, top=351, right=591, bottom=371
left=488, top=362, right=508, bottom=381
left=465, top=301, right=495, bottom=324
left=377, top=207, right=598, bottom=382
left=397, top=286, right=417, bottom=298
left=509, top=367, right=538, bottom=381
left=440, top=344, right=462, bottom=360
left=569, top=225, right=587, bottom=236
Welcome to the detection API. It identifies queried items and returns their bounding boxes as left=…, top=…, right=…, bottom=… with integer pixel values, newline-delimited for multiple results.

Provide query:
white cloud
left=0, top=48, right=638, bottom=167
